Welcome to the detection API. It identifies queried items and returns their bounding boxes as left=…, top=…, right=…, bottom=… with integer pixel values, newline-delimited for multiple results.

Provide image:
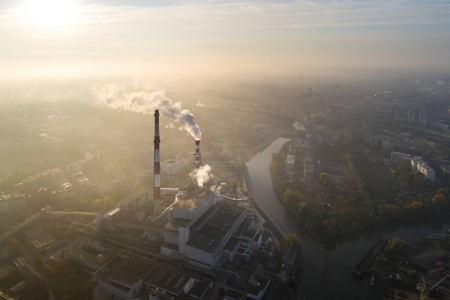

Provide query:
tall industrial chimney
left=153, top=110, right=161, bottom=216
left=195, top=140, right=201, bottom=169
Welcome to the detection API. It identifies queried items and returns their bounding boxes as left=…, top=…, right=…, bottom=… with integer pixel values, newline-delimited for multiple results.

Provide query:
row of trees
left=341, top=153, right=370, bottom=202
left=61, top=191, right=119, bottom=213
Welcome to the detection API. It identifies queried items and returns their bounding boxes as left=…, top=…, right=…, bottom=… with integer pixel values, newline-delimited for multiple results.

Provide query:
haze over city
left=0, top=0, right=449, bottom=81
left=1, top=1, right=450, bottom=300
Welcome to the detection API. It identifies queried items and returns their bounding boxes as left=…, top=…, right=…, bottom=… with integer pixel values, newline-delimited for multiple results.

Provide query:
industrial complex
left=0, top=109, right=289, bottom=300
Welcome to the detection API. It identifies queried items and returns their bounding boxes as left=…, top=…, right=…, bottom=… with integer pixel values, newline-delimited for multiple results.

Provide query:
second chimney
left=195, top=140, right=201, bottom=169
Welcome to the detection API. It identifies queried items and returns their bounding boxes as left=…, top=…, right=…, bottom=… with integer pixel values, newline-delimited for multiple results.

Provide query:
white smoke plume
left=94, top=83, right=201, bottom=140
left=293, top=121, right=305, bottom=131
left=189, top=164, right=213, bottom=187
left=177, top=198, right=200, bottom=210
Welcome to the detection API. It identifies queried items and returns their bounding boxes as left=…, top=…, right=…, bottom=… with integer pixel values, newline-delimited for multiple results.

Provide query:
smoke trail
left=94, top=83, right=201, bottom=140
left=177, top=198, right=200, bottom=210
left=189, top=164, right=213, bottom=187
left=293, top=121, right=304, bottom=131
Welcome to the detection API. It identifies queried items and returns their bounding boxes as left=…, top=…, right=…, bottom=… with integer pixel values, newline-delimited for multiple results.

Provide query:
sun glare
left=15, top=0, right=78, bottom=28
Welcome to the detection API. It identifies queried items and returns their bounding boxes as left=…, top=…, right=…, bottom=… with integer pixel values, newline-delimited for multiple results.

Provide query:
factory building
left=161, top=192, right=261, bottom=271
left=97, top=270, right=143, bottom=300
left=161, top=159, right=187, bottom=175
left=96, top=255, right=212, bottom=300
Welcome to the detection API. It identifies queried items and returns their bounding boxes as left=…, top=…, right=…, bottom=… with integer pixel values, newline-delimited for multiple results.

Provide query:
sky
left=0, top=0, right=449, bottom=80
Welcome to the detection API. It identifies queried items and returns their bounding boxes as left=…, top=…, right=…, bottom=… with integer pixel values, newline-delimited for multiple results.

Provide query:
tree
left=284, top=233, right=301, bottom=249
left=103, top=196, right=113, bottom=210
left=111, top=191, right=119, bottom=202
left=67, top=222, right=80, bottom=239
left=413, top=171, right=426, bottom=187
left=384, top=237, right=407, bottom=259
left=432, top=193, right=446, bottom=206
left=398, top=174, right=412, bottom=189
left=93, top=198, right=103, bottom=211
left=297, top=201, right=310, bottom=220
left=283, top=188, right=303, bottom=210
left=397, top=163, right=412, bottom=173
left=228, top=179, right=238, bottom=193
left=319, top=172, right=332, bottom=186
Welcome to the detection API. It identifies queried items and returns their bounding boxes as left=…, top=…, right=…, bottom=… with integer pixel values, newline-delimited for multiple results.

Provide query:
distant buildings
left=394, top=105, right=434, bottom=127
left=411, top=156, right=435, bottom=182
left=430, top=120, right=450, bottom=131
left=0, top=194, right=26, bottom=215
left=390, top=152, right=412, bottom=163
left=285, top=154, right=296, bottom=177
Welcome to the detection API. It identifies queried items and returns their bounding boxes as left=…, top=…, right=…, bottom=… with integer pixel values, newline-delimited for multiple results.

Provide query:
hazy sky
left=1, top=0, right=449, bottom=79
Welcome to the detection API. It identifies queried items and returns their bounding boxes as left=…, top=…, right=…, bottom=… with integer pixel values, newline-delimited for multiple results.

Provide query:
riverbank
left=246, top=138, right=447, bottom=299
left=243, top=166, right=287, bottom=250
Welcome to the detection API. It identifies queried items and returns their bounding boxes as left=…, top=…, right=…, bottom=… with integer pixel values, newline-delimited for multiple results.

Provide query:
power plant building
left=162, top=192, right=261, bottom=270
left=161, top=159, right=187, bottom=175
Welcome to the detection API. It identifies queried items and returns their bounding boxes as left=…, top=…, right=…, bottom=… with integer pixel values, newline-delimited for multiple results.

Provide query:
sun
left=15, top=0, right=78, bottom=28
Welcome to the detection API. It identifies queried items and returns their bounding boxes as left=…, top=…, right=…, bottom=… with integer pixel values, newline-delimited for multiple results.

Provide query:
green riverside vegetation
left=270, top=139, right=450, bottom=242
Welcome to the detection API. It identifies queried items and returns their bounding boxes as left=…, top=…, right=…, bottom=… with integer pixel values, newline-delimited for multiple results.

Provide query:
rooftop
left=105, top=256, right=210, bottom=297
left=224, top=237, right=240, bottom=252
left=189, top=280, right=210, bottom=299
left=100, top=269, right=142, bottom=290
left=186, top=203, right=246, bottom=253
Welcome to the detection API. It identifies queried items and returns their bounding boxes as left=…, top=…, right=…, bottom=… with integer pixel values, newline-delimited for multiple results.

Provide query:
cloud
left=1, top=0, right=449, bottom=77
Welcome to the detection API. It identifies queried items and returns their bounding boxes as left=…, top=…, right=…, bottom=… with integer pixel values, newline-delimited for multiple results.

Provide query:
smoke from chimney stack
left=190, top=164, right=213, bottom=188
left=95, top=84, right=201, bottom=140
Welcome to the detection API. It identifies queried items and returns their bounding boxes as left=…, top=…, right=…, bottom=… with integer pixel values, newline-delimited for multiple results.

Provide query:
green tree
left=111, top=191, right=119, bottom=202
left=93, top=198, right=103, bottom=211
left=398, top=174, right=412, bottom=189
left=283, top=188, right=303, bottom=210
left=103, top=196, right=113, bottom=210
left=284, top=233, right=301, bottom=249
left=384, top=237, right=407, bottom=259
left=67, top=222, right=80, bottom=239
left=228, top=179, right=238, bottom=193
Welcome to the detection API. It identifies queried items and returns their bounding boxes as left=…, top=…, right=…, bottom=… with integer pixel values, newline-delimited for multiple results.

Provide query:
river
left=246, top=138, right=442, bottom=300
